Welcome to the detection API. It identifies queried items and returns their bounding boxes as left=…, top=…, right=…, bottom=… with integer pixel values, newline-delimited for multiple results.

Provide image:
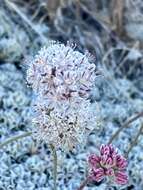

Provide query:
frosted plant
left=27, top=41, right=98, bottom=150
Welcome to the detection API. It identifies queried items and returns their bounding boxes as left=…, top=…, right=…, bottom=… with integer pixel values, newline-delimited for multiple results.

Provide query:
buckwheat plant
left=27, top=42, right=98, bottom=150
left=0, top=41, right=99, bottom=190
left=26, top=41, right=98, bottom=189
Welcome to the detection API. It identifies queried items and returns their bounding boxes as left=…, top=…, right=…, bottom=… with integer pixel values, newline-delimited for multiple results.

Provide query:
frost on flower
left=88, top=144, right=128, bottom=185
left=27, top=41, right=99, bottom=150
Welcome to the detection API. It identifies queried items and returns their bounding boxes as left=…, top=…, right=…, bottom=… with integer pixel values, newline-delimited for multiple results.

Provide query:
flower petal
left=115, top=171, right=128, bottom=185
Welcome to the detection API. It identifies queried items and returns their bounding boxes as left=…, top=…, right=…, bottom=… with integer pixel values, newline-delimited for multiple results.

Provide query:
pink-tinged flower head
left=26, top=41, right=99, bottom=150
left=88, top=144, right=128, bottom=185
left=27, top=42, right=96, bottom=106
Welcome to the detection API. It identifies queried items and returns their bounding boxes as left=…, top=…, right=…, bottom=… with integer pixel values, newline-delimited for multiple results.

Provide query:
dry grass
left=1, top=0, right=143, bottom=82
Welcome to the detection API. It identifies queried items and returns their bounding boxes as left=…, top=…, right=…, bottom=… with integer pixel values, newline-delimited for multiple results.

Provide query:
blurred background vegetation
left=1, top=0, right=143, bottom=94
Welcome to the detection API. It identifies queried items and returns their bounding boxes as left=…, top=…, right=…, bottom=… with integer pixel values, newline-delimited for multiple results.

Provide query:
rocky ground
left=0, top=0, right=143, bottom=190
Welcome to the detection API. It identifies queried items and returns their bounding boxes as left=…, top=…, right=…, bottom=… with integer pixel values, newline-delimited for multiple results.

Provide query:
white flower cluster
left=27, top=42, right=98, bottom=150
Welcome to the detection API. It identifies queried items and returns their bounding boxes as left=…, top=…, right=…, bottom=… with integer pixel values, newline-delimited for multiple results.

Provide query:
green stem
left=50, top=144, right=57, bottom=190
left=0, top=132, right=32, bottom=149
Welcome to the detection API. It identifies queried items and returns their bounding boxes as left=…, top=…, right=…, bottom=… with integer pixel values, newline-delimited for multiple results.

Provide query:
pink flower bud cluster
left=88, top=144, right=128, bottom=185
left=26, top=42, right=98, bottom=150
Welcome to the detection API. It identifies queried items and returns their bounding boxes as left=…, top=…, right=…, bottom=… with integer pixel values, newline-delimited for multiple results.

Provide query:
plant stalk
left=0, top=131, right=32, bottom=149
left=50, top=144, right=57, bottom=190
left=77, top=177, right=90, bottom=190
left=108, top=111, right=143, bottom=144
left=125, top=124, right=143, bottom=158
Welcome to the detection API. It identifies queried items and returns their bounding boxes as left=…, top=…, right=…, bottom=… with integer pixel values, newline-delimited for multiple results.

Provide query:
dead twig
left=108, top=111, right=143, bottom=144
left=125, top=124, right=143, bottom=158
left=111, top=0, right=124, bottom=35
left=4, top=0, right=47, bottom=43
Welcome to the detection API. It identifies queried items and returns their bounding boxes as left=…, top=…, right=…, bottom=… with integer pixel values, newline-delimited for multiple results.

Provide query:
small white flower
left=27, top=41, right=99, bottom=150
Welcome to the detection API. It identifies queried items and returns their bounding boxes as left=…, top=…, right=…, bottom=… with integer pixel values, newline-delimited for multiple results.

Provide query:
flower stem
left=77, top=177, right=90, bottom=190
left=125, top=124, right=143, bottom=158
left=50, top=144, right=57, bottom=190
left=0, top=131, right=32, bottom=149
left=108, top=111, right=143, bottom=144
